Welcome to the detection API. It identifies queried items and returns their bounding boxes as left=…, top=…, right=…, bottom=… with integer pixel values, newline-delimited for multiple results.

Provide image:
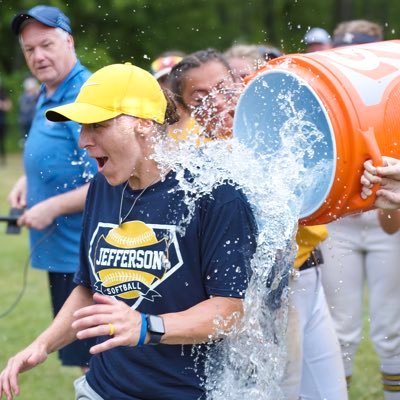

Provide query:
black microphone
left=0, top=208, right=24, bottom=234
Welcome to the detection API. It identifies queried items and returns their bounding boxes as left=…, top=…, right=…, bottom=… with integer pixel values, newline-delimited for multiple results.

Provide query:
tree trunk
left=335, top=0, right=354, bottom=23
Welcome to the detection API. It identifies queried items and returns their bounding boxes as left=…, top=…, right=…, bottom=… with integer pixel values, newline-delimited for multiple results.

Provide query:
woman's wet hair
left=162, top=89, right=180, bottom=125
left=169, top=48, right=232, bottom=109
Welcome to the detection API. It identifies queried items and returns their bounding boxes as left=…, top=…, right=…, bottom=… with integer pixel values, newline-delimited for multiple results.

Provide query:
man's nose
left=31, top=47, right=46, bottom=61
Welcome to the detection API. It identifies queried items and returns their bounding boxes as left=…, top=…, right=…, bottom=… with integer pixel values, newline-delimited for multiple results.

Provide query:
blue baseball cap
left=333, top=32, right=380, bottom=47
left=11, top=5, right=72, bottom=35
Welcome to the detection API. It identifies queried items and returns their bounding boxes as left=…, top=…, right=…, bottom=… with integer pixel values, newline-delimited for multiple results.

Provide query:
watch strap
left=146, top=314, right=165, bottom=345
left=148, top=331, right=163, bottom=345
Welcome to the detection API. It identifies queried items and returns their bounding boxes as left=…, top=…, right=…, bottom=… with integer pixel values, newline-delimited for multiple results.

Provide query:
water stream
left=154, top=87, right=326, bottom=399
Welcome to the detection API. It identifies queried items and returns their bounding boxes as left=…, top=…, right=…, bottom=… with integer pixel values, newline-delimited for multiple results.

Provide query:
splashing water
left=154, top=87, right=326, bottom=399
left=70, top=148, right=96, bottom=181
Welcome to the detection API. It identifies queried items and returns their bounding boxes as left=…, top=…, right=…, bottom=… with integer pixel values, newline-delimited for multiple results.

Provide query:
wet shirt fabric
left=75, top=171, right=257, bottom=400
left=24, top=61, right=97, bottom=273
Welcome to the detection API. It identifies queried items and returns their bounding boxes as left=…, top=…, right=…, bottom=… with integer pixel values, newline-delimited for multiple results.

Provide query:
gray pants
left=74, top=375, right=104, bottom=400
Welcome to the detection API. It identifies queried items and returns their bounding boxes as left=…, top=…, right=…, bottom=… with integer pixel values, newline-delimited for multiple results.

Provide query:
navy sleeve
left=199, top=185, right=257, bottom=298
left=73, top=178, right=96, bottom=288
left=73, top=230, right=91, bottom=288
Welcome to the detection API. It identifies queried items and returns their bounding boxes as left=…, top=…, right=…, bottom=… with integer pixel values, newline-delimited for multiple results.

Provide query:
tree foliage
left=1, top=0, right=399, bottom=75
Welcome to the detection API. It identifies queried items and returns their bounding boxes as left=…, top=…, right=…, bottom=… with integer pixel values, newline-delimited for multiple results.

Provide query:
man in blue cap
left=303, top=27, right=332, bottom=53
left=8, top=5, right=97, bottom=370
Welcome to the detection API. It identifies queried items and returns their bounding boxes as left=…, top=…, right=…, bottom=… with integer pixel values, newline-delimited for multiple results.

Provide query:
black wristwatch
left=146, top=314, right=165, bottom=345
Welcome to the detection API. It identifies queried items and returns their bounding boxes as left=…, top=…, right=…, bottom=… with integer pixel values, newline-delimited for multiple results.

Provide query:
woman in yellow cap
left=0, top=63, right=257, bottom=400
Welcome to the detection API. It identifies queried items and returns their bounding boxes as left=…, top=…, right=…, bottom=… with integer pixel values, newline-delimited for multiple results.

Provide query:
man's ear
left=67, top=34, right=74, bottom=50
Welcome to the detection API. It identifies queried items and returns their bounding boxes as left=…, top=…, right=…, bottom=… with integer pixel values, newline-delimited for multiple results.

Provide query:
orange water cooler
left=233, top=40, right=400, bottom=225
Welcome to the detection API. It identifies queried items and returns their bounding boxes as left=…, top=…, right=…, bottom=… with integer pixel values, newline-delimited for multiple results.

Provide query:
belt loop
left=311, top=250, right=318, bottom=266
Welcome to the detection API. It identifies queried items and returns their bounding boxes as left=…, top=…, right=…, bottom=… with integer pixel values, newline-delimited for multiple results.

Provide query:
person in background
left=7, top=5, right=97, bottom=371
left=150, top=50, right=185, bottom=90
left=224, top=43, right=266, bottom=81
left=0, top=83, right=12, bottom=165
left=303, top=27, right=332, bottom=52
left=224, top=43, right=282, bottom=82
left=151, top=51, right=187, bottom=134
left=170, top=48, right=347, bottom=400
left=257, top=44, right=283, bottom=61
left=0, top=62, right=257, bottom=400
left=18, top=76, right=39, bottom=145
left=170, top=49, right=237, bottom=141
left=332, top=19, right=383, bottom=47
left=320, top=20, right=400, bottom=400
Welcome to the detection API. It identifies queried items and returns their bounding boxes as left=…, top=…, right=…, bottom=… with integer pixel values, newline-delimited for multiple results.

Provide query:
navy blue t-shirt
left=75, top=171, right=257, bottom=400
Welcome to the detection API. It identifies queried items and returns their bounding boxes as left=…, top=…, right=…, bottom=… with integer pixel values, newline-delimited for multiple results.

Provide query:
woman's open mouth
left=96, top=157, right=108, bottom=169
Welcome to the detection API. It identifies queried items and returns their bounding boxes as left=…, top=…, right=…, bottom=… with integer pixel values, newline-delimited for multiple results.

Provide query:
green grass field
left=0, top=154, right=383, bottom=399
left=0, top=154, right=80, bottom=399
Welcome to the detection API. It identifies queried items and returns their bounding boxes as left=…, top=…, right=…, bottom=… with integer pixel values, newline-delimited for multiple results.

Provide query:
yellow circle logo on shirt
left=104, top=220, right=158, bottom=249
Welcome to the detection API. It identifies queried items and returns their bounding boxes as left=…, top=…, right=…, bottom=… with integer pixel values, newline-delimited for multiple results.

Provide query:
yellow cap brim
left=46, top=102, right=122, bottom=124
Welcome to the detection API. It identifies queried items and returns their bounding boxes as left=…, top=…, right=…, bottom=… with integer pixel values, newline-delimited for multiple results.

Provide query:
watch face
left=148, top=315, right=165, bottom=334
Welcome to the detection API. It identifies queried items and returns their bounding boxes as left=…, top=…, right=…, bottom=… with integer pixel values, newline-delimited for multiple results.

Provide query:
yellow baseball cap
left=46, top=63, right=167, bottom=124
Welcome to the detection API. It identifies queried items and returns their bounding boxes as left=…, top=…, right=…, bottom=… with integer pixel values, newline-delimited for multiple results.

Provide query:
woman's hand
left=72, top=293, right=143, bottom=354
left=0, top=341, right=48, bottom=400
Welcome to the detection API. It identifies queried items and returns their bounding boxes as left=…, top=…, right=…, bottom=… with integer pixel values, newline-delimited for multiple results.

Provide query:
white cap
left=304, top=27, right=332, bottom=45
